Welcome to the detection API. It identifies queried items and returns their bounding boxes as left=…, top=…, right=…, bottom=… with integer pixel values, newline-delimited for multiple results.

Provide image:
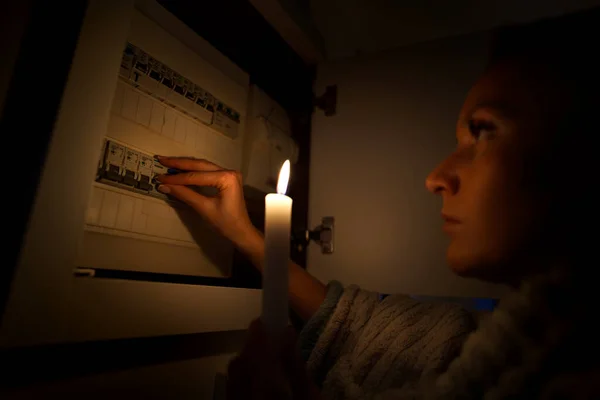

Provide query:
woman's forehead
left=460, top=62, right=545, bottom=120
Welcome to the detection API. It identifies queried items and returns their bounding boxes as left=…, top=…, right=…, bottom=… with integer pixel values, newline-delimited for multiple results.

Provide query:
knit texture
left=299, top=280, right=345, bottom=362
left=300, top=270, right=600, bottom=399
left=302, top=284, right=477, bottom=399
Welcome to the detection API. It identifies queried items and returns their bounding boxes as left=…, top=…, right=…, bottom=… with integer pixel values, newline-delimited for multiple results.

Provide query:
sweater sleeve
left=303, top=284, right=382, bottom=387
left=298, top=280, right=345, bottom=362
left=301, top=284, right=477, bottom=397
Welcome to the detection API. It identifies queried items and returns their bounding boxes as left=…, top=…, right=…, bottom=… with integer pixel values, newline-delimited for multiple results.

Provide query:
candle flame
left=277, top=160, right=290, bottom=195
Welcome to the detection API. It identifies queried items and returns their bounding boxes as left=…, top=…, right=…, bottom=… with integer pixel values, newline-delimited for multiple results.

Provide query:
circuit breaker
left=97, top=139, right=169, bottom=201
left=117, top=42, right=240, bottom=137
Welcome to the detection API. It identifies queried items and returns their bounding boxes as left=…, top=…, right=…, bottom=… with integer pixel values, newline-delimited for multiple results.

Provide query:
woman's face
left=426, top=60, right=559, bottom=283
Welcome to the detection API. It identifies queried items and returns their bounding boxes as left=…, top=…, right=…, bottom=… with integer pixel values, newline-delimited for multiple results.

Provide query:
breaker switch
left=138, top=174, right=152, bottom=191
left=123, top=170, right=137, bottom=186
left=105, top=164, right=122, bottom=182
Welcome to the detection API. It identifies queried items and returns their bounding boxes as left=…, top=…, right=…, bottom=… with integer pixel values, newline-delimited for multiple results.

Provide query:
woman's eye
left=468, top=119, right=496, bottom=142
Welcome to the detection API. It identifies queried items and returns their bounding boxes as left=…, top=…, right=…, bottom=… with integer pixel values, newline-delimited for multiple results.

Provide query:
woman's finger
left=156, top=170, right=238, bottom=189
left=156, top=184, right=214, bottom=213
left=156, top=156, right=223, bottom=172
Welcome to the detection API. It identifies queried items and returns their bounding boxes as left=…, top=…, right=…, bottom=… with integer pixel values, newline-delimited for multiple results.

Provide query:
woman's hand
left=226, top=319, right=319, bottom=400
left=154, top=156, right=261, bottom=249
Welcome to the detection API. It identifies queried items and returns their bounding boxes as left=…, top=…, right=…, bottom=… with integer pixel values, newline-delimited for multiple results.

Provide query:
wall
left=308, top=32, right=508, bottom=298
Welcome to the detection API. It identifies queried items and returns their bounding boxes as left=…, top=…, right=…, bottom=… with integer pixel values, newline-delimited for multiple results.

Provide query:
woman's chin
left=446, top=245, right=498, bottom=281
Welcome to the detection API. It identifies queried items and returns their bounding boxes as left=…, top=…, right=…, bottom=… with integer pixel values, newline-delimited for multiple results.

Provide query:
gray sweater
left=298, top=281, right=477, bottom=399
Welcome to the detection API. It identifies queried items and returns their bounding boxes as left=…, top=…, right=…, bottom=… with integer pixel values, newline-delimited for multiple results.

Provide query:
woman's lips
left=441, top=213, right=461, bottom=233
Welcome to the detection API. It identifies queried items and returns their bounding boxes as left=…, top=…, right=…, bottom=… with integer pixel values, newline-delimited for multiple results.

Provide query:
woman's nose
left=425, top=157, right=458, bottom=195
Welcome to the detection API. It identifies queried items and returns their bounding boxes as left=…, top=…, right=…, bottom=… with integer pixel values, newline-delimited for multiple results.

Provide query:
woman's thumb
left=157, top=184, right=215, bottom=215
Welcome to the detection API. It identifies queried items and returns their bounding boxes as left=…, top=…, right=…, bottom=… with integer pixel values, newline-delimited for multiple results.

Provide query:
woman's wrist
left=233, top=226, right=265, bottom=269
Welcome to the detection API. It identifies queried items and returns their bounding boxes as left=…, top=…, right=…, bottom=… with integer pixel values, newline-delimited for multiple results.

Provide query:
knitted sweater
left=299, top=282, right=477, bottom=399
left=299, top=274, right=599, bottom=399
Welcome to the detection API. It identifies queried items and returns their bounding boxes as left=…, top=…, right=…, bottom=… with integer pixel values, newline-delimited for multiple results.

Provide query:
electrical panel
left=73, top=2, right=256, bottom=284
left=78, top=6, right=251, bottom=276
left=118, top=42, right=241, bottom=139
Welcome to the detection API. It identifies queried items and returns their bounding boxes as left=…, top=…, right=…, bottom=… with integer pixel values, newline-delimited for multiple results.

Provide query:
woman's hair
left=488, top=7, right=600, bottom=134
left=487, top=8, right=600, bottom=260
left=489, top=6, right=600, bottom=65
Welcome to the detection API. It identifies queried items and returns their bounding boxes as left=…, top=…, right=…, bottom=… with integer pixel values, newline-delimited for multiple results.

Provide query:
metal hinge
left=314, top=85, right=337, bottom=116
left=292, top=216, right=335, bottom=254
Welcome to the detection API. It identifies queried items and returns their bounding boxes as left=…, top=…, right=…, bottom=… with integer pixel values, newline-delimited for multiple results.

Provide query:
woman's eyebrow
left=467, top=101, right=517, bottom=120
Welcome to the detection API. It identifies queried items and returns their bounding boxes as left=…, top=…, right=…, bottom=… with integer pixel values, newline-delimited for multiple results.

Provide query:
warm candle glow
left=277, top=160, right=290, bottom=195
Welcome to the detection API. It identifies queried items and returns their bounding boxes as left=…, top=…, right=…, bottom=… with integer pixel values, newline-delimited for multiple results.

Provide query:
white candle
left=262, top=160, right=292, bottom=338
